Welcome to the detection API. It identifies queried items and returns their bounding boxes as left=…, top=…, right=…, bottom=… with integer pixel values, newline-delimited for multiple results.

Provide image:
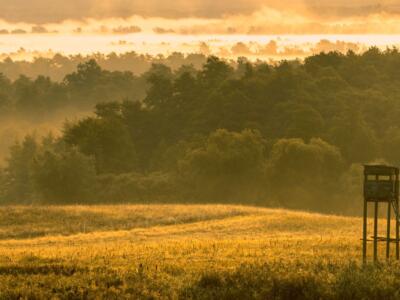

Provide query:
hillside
left=0, top=204, right=398, bottom=299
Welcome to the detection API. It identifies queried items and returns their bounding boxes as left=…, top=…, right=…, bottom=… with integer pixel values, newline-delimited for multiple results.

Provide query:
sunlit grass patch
left=0, top=204, right=398, bottom=299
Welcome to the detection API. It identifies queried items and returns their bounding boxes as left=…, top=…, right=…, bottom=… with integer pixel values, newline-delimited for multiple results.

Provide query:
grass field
left=0, top=204, right=399, bottom=299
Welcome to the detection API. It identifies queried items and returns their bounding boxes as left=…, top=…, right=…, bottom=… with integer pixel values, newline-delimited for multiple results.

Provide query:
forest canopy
left=2, top=48, right=400, bottom=214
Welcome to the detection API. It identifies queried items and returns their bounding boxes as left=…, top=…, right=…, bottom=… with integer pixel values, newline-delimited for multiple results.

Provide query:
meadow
left=0, top=204, right=399, bottom=299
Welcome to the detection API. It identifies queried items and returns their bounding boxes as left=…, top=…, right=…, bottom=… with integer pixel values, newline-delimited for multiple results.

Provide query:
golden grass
left=0, top=204, right=398, bottom=299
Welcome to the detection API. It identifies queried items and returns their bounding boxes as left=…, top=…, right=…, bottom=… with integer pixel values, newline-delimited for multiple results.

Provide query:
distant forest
left=0, top=52, right=208, bottom=81
left=2, top=48, right=400, bottom=214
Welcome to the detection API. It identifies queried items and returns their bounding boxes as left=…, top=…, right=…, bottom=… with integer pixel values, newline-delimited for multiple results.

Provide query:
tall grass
left=0, top=204, right=398, bottom=299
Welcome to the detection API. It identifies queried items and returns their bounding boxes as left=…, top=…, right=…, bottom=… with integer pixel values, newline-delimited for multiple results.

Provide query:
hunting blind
left=363, top=165, right=400, bottom=262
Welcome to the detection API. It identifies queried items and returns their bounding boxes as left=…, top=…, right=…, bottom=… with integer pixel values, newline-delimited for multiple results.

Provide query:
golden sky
left=0, top=0, right=399, bottom=34
left=1, top=0, right=400, bottom=59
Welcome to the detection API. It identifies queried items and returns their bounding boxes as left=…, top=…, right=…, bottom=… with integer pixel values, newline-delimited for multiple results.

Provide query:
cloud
left=162, top=4, right=400, bottom=35
left=0, top=0, right=400, bottom=36
left=2, top=0, right=400, bottom=24
left=0, top=0, right=384, bottom=23
left=0, top=0, right=263, bottom=23
left=304, top=2, right=400, bottom=19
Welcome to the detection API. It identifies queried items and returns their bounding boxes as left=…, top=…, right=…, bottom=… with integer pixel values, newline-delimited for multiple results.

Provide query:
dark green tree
left=267, top=138, right=345, bottom=210
left=3, top=135, right=38, bottom=202
left=64, top=103, right=137, bottom=174
left=32, top=147, right=96, bottom=203
left=178, top=129, right=267, bottom=202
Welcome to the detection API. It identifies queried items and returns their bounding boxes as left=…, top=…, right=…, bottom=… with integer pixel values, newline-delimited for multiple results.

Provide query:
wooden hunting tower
left=363, top=165, right=400, bottom=262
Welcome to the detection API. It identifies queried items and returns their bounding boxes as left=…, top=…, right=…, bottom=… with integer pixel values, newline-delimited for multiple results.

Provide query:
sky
left=1, top=0, right=400, bottom=59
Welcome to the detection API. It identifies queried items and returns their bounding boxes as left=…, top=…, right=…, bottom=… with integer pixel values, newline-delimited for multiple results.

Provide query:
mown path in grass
left=0, top=204, right=258, bottom=240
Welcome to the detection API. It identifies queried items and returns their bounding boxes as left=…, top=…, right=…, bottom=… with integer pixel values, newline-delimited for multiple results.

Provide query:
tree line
left=0, top=52, right=207, bottom=81
left=2, top=48, right=400, bottom=213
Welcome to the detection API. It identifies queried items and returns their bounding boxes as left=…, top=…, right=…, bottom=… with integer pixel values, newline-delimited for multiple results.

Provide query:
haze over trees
left=0, top=52, right=208, bottom=81
left=2, top=47, right=400, bottom=213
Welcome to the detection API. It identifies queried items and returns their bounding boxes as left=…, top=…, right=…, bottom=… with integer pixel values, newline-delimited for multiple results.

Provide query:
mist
left=0, top=109, right=92, bottom=166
